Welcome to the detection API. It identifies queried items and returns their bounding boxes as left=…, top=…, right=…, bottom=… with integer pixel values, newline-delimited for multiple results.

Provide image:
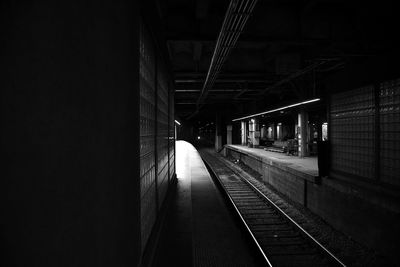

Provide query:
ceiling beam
left=175, top=78, right=274, bottom=83
left=175, top=89, right=263, bottom=93
left=175, top=72, right=279, bottom=79
left=166, top=34, right=325, bottom=45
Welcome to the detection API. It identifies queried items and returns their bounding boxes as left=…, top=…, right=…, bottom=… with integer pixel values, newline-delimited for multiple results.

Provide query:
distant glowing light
left=197, top=136, right=201, bottom=140
left=175, top=120, right=181, bottom=125
left=232, top=98, right=321, bottom=122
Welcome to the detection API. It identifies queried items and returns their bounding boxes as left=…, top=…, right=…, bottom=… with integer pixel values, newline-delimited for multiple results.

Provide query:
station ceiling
left=157, top=0, right=398, bottom=123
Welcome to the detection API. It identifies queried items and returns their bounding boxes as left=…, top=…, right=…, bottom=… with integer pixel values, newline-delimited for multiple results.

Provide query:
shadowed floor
left=153, top=141, right=261, bottom=266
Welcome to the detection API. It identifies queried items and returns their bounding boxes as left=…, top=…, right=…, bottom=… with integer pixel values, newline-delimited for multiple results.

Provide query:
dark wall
left=1, top=1, right=141, bottom=266
left=324, top=55, right=400, bottom=95
left=177, top=123, right=196, bottom=143
left=322, top=48, right=400, bottom=262
left=139, top=15, right=176, bottom=258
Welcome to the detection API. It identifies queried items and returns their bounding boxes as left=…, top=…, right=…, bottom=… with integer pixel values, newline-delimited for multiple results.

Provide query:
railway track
left=200, top=150, right=346, bottom=267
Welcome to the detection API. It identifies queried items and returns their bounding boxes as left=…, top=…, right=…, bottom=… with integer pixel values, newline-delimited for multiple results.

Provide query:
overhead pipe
left=201, top=0, right=256, bottom=101
left=187, top=0, right=258, bottom=119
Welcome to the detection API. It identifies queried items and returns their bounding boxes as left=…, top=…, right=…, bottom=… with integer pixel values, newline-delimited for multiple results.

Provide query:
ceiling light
left=232, top=98, right=320, bottom=122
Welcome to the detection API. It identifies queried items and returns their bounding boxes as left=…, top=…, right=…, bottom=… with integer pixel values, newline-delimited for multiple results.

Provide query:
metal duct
left=188, top=0, right=258, bottom=118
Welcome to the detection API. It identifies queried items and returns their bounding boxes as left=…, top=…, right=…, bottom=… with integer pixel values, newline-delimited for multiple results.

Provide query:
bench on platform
left=264, top=140, right=288, bottom=153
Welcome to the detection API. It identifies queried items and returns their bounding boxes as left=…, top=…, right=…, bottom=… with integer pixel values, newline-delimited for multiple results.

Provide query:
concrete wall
left=227, top=148, right=311, bottom=206
left=225, top=146, right=400, bottom=262
left=307, top=179, right=400, bottom=257
left=1, top=1, right=175, bottom=266
left=325, top=76, right=400, bottom=262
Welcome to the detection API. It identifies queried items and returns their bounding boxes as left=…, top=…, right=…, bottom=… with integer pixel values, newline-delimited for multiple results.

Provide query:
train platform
left=152, top=141, right=260, bottom=266
left=225, top=145, right=318, bottom=179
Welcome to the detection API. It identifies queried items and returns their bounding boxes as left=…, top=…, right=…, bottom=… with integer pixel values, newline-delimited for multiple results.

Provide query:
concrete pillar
left=227, top=125, right=232, bottom=145
left=249, top=118, right=260, bottom=148
left=271, top=123, right=276, bottom=140
left=215, top=114, right=222, bottom=151
left=241, top=121, right=247, bottom=145
left=260, top=125, right=266, bottom=140
left=298, top=109, right=309, bottom=157
left=175, top=125, right=177, bottom=140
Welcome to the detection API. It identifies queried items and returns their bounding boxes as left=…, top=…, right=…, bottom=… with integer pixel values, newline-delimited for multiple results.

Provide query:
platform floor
left=227, top=145, right=318, bottom=177
left=153, top=141, right=260, bottom=267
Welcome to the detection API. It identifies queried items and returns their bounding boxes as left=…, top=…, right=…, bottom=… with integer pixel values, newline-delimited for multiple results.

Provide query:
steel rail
left=202, top=151, right=347, bottom=267
left=220, top=155, right=346, bottom=267
left=203, top=157, right=273, bottom=267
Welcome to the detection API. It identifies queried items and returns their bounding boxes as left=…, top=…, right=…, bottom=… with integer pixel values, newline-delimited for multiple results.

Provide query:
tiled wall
left=169, top=83, right=175, bottom=186
left=157, top=60, right=170, bottom=207
left=330, top=85, right=375, bottom=179
left=140, top=20, right=175, bottom=251
left=380, top=79, right=400, bottom=186
left=330, top=78, right=400, bottom=187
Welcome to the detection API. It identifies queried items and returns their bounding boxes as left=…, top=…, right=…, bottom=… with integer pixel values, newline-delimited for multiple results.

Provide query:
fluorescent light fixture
left=232, top=98, right=320, bottom=122
left=175, top=120, right=181, bottom=125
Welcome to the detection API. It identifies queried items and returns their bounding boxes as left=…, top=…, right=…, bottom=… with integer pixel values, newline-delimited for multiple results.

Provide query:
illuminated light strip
left=174, top=120, right=181, bottom=125
left=232, top=98, right=321, bottom=121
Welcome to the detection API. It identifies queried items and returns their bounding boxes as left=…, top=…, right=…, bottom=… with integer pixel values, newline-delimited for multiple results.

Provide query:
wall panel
left=157, top=61, right=170, bottom=206
left=140, top=18, right=176, bottom=252
left=330, top=78, right=400, bottom=187
left=139, top=21, right=157, bottom=250
left=380, top=79, right=400, bottom=186
left=169, top=83, right=175, bottom=181
left=330, top=86, right=375, bottom=180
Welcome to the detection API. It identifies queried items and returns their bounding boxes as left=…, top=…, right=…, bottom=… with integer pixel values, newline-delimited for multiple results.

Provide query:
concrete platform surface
left=153, top=141, right=260, bottom=267
left=226, top=145, right=318, bottom=177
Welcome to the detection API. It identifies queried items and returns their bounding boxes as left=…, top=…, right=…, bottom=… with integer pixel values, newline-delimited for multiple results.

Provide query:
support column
left=175, top=124, right=177, bottom=140
left=215, top=114, right=222, bottom=151
left=249, top=118, right=260, bottom=148
left=241, top=121, right=247, bottom=145
left=227, top=125, right=232, bottom=145
left=260, top=125, right=266, bottom=140
left=272, top=123, right=276, bottom=140
left=298, top=109, right=309, bottom=157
